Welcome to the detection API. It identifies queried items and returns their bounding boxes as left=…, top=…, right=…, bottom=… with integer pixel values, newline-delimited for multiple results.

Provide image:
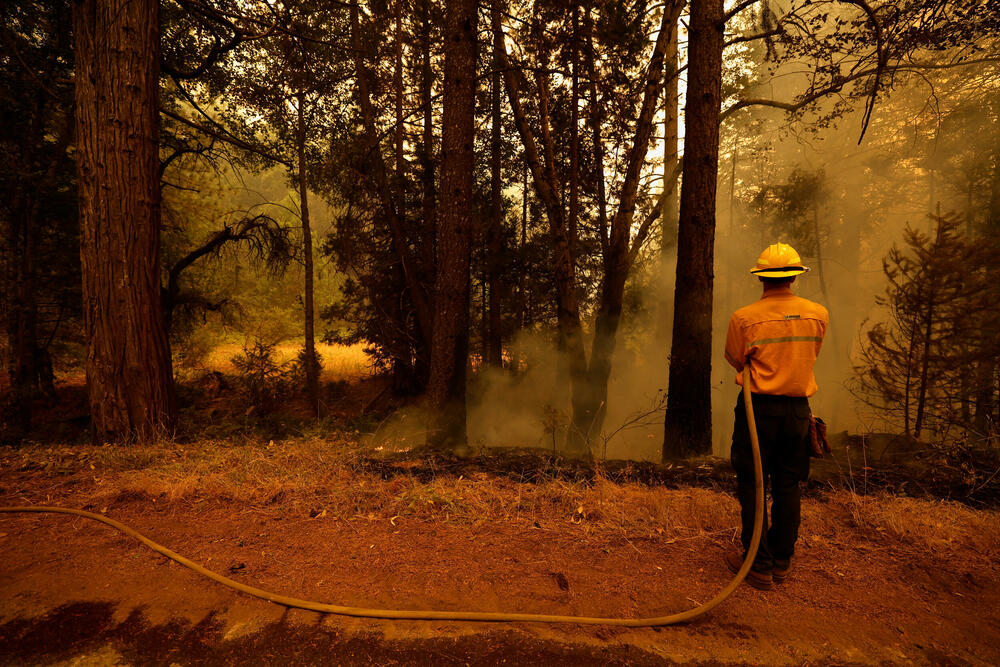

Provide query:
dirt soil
left=1, top=457, right=999, bottom=665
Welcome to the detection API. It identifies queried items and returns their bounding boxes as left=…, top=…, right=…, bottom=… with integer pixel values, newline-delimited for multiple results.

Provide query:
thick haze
left=366, top=71, right=995, bottom=460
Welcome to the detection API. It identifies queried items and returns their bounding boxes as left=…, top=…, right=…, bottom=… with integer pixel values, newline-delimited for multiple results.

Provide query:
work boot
left=772, top=558, right=791, bottom=584
left=725, top=549, right=773, bottom=591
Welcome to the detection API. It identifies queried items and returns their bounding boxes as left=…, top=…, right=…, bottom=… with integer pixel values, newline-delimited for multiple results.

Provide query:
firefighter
left=724, top=243, right=828, bottom=590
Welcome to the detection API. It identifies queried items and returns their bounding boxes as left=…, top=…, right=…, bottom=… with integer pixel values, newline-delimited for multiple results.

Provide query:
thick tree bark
left=426, top=0, right=477, bottom=448
left=74, top=0, right=176, bottom=442
left=296, top=93, right=320, bottom=418
left=663, top=0, right=725, bottom=459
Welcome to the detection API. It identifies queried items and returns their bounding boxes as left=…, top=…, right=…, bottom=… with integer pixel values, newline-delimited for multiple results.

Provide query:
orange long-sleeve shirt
left=724, top=285, right=829, bottom=397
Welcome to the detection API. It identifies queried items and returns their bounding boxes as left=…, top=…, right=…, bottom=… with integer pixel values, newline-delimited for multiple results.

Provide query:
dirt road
left=1, top=495, right=997, bottom=666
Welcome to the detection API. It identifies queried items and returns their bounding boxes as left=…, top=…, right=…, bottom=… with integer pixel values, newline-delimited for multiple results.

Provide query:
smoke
left=368, top=226, right=874, bottom=461
left=366, top=70, right=996, bottom=460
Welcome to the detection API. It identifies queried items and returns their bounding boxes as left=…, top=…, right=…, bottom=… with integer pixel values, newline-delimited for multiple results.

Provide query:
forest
left=2, top=0, right=999, bottom=458
left=1, top=0, right=1000, bottom=663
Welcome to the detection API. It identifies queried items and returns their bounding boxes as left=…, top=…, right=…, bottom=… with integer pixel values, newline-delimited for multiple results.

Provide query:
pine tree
left=855, top=212, right=996, bottom=441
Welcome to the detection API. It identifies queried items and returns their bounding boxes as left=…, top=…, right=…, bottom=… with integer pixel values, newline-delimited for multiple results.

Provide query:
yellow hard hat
left=750, top=243, right=810, bottom=278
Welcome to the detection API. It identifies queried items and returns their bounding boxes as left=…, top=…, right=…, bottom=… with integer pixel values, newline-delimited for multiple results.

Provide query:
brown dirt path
left=1, top=497, right=998, bottom=666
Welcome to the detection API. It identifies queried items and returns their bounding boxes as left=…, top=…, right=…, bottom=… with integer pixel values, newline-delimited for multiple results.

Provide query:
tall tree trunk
left=486, top=23, right=504, bottom=368
left=492, top=0, right=589, bottom=449
left=583, top=7, right=608, bottom=262
left=660, top=15, right=680, bottom=254
left=351, top=0, right=433, bottom=351
left=480, top=276, right=489, bottom=364
left=662, top=0, right=725, bottom=459
left=565, top=1, right=590, bottom=448
left=567, top=2, right=675, bottom=450
left=901, top=292, right=920, bottom=439
left=4, top=85, right=45, bottom=439
left=414, top=0, right=437, bottom=391
left=913, top=296, right=937, bottom=440
left=511, top=161, right=529, bottom=374
left=426, top=0, right=477, bottom=449
left=395, top=0, right=405, bottom=195
left=654, top=8, right=680, bottom=345
left=496, top=0, right=674, bottom=453
left=74, top=0, right=176, bottom=443
left=568, top=3, right=580, bottom=274
left=913, top=219, right=944, bottom=439
left=297, top=93, right=320, bottom=418
left=420, top=0, right=436, bottom=290
left=6, top=193, right=38, bottom=437
left=974, top=119, right=1000, bottom=438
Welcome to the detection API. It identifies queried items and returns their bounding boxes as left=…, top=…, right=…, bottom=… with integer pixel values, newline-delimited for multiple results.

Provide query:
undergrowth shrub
left=287, top=345, right=324, bottom=384
left=231, top=339, right=294, bottom=413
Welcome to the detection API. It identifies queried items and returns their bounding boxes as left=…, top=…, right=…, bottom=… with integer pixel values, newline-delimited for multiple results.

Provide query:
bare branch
left=839, top=0, right=885, bottom=142
left=725, top=28, right=782, bottom=48
left=159, top=108, right=290, bottom=166
left=723, top=0, right=760, bottom=24
left=627, top=158, right=683, bottom=264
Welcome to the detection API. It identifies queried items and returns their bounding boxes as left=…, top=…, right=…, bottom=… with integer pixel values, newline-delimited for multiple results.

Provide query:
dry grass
left=4, top=438, right=999, bottom=562
left=2, top=439, right=737, bottom=543
left=204, top=342, right=373, bottom=383
left=829, top=492, right=1000, bottom=564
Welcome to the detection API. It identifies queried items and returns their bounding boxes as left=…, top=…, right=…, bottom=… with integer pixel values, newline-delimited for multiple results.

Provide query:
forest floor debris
left=1, top=436, right=999, bottom=665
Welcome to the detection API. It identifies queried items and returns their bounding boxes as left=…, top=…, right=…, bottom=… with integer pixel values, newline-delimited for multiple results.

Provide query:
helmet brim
left=750, top=266, right=810, bottom=278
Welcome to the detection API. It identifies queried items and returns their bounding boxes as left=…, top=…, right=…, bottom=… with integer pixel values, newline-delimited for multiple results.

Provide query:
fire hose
left=0, top=365, right=764, bottom=626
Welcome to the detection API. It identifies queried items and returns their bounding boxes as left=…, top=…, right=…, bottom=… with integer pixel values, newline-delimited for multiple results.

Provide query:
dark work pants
left=730, top=392, right=811, bottom=572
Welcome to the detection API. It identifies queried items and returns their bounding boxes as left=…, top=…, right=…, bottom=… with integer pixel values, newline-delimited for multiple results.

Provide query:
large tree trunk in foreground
left=74, top=0, right=176, bottom=442
left=426, top=0, right=477, bottom=449
left=296, top=93, right=320, bottom=418
left=663, top=0, right=724, bottom=459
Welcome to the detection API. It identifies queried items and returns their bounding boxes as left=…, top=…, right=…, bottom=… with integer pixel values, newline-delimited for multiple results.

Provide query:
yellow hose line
left=0, top=367, right=763, bottom=627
